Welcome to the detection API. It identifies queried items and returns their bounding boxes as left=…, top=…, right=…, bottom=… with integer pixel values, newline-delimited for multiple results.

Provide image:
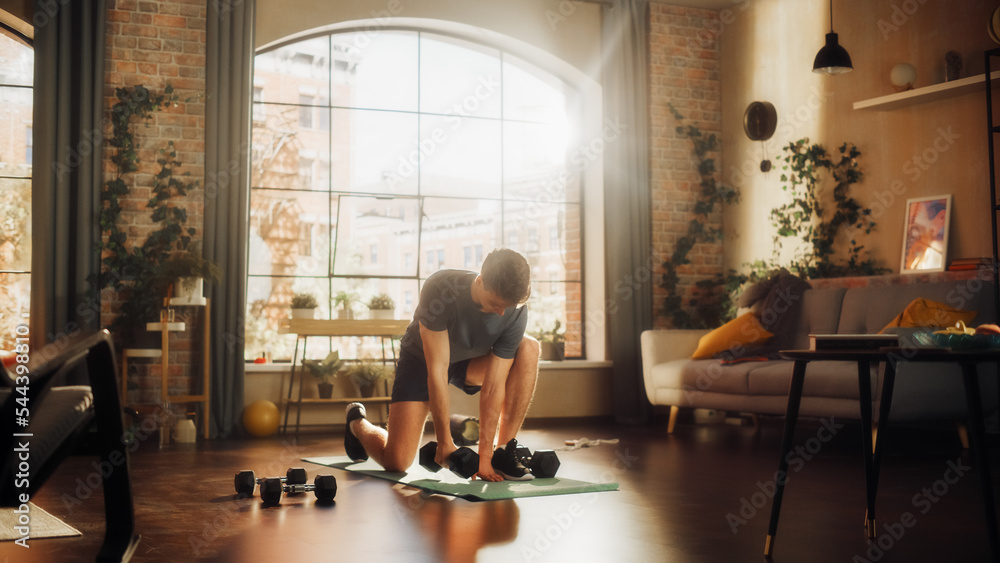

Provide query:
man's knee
left=382, top=443, right=417, bottom=472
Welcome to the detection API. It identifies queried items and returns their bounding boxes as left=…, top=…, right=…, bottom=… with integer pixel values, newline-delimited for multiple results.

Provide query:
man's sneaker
left=491, top=439, right=534, bottom=481
left=344, top=403, right=368, bottom=462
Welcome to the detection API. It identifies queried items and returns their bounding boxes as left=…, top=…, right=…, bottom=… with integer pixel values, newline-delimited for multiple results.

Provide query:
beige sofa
left=641, top=279, right=999, bottom=433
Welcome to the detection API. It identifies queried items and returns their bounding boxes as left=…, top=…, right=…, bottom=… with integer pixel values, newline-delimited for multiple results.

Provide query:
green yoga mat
left=303, top=456, right=619, bottom=501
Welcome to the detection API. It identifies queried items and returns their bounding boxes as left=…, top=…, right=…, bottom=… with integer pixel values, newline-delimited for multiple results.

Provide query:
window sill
left=245, top=359, right=611, bottom=373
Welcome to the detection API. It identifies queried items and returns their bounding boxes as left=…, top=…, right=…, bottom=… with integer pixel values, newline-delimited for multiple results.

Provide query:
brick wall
left=648, top=3, right=723, bottom=328
left=103, top=0, right=208, bottom=405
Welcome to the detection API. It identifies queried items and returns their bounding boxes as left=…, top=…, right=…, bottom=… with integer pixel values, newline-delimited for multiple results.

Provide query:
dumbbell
left=260, top=474, right=338, bottom=505
left=419, top=441, right=479, bottom=478
left=514, top=445, right=561, bottom=478
left=234, top=467, right=307, bottom=496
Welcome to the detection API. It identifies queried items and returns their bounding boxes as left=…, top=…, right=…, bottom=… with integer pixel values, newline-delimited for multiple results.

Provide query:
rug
left=0, top=503, right=81, bottom=541
left=303, top=456, right=619, bottom=501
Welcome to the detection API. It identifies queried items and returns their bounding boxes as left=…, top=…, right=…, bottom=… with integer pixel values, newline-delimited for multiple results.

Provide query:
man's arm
left=476, top=354, right=514, bottom=482
left=419, top=322, right=455, bottom=466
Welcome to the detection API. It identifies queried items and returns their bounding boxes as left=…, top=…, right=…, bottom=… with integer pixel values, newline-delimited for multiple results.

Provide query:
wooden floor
left=2, top=415, right=998, bottom=562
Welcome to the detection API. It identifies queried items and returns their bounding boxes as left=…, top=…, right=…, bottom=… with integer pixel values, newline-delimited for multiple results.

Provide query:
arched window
left=247, top=28, right=582, bottom=361
left=0, top=26, right=32, bottom=349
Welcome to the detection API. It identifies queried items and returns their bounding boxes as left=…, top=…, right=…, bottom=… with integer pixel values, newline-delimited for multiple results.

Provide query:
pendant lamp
left=812, top=0, right=853, bottom=75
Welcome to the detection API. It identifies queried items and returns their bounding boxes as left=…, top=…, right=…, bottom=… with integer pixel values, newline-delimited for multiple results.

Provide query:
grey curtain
left=204, top=0, right=254, bottom=437
left=30, top=0, right=106, bottom=357
left=602, top=0, right=653, bottom=423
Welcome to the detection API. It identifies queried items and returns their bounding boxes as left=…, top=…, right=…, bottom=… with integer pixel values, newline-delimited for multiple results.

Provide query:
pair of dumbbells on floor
left=417, top=442, right=561, bottom=479
left=234, top=467, right=337, bottom=505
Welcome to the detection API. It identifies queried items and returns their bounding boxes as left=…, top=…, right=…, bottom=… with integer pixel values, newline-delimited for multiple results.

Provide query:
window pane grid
left=249, top=29, right=582, bottom=361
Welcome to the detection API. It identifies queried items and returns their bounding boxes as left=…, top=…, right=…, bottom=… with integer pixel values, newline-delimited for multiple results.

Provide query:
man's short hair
left=481, top=248, right=531, bottom=305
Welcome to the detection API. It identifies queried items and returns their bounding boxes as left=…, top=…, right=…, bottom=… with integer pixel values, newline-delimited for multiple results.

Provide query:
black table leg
left=961, top=362, right=1000, bottom=561
left=870, top=358, right=897, bottom=530
left=765, top=359, right=807, bottom=557
left=856, top=360, right=877, bottom=538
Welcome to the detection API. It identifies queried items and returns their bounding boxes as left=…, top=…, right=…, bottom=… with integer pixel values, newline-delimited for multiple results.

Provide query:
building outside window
left=0, top=28, right=32, bottom=350
left=247, top=29, right=582, bottom=361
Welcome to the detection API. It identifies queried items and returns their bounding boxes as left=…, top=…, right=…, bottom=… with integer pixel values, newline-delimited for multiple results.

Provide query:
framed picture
left=900, top=195, right=952, bottom=274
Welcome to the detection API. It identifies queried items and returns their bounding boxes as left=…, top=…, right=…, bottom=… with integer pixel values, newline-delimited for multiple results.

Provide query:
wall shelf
left=853, top=70, right=1000, bottom=111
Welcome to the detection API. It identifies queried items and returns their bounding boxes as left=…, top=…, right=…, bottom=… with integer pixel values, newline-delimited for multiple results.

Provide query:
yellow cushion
left=880, top=298, right=978, bottom=333
left=691, top=313, right=774, bottom=359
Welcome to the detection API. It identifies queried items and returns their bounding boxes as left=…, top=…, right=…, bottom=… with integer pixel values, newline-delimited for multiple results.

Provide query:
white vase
left=369, top=309, right=394, bottom=320
left=172, top=277, right=204, bottom=305
left=291, top=308, right=315, bottom=320
left=337, top=309, right=354, bottom=320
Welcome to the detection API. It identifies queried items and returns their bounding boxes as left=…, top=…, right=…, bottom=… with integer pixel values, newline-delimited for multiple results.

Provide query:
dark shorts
left=390, top=353, right=482, bottom=403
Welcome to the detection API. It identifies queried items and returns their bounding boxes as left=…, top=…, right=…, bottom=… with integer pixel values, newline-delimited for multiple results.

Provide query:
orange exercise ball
left=243, top=400, right=280, bottom=437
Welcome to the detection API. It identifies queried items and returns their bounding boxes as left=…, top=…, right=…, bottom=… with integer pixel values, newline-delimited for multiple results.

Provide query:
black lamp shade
left=813, top=32, right=853, bottom=74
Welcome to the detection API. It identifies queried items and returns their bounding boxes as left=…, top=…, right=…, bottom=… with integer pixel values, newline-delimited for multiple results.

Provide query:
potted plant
left=367, top=293, right=395, bottom=320
left=290, top=292, right=319, bottom=319
left=535, top=320, right=565, bottom=361
left=302, top=351, right=343, bottom=399
left=157, top=243, right=223, bottom=305
left=334, top=290, right=360, bottom=320
left=344, top=359, right=393, bottom=398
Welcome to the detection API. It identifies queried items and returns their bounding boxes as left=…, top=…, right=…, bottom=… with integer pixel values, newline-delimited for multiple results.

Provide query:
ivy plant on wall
left=90, top=84, right=202, bottom=346
left=660, top=104, right=740, bottom=329
left=762, top=139, right=889, bottom=279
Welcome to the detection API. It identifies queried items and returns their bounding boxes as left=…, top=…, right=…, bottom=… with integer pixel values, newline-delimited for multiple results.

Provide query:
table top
left=279, top=319, right=411, bottom=337
left=780, top=347, right=1000, bottom=363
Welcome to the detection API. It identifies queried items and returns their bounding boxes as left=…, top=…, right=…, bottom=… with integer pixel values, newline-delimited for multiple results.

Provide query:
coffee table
left=763, top=347, right=999, bottom=559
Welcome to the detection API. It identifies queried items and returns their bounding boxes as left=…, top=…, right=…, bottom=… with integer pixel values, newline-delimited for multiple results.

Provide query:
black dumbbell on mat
left=514, top=445, right=561, bottom=478
left=419, top=441, right=479, bottom=478
left=260, top=474, right=337, bottom=505
left=234, top=467, right=308, bottom=496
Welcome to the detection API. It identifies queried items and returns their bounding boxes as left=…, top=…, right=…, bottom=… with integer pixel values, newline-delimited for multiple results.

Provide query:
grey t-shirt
left=399, top=269, right=528, bottom=363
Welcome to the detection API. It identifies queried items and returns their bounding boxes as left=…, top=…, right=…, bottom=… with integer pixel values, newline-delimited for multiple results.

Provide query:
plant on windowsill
left=290, top=292, right=319, bottom=320
left=367, top=293, right=395, bottom=320
left=533, top=320, right=565, bottom=361
left=344, top=359, right=393, bottom=398
left=302, top=351, right=343, bottom=399
left=334, top=290, right=360, bottom=320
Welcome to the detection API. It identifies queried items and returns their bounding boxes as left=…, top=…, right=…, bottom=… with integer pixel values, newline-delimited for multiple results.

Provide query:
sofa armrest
left=640, top=329, right=708, bottom=402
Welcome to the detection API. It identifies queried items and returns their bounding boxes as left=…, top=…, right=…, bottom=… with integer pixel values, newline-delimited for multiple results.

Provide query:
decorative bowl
left=913, top=331, right=1000, bottom=350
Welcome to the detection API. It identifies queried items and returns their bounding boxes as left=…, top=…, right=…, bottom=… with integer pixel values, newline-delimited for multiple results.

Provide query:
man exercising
left=343, top=248, right=540, bottom=482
